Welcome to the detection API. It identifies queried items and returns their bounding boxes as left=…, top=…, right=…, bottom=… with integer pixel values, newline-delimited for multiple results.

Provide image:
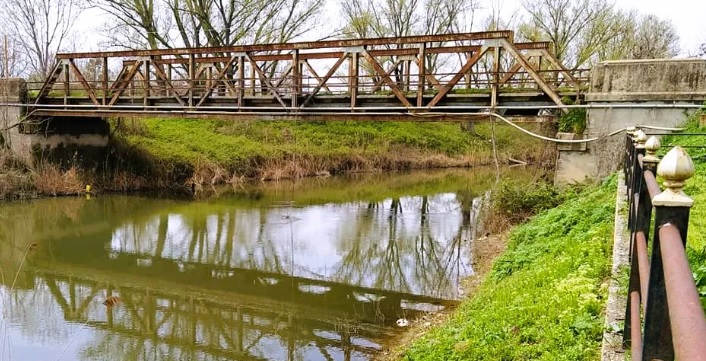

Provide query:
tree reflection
left=91, top=178, right=483, bottom=301
left=0, top=169, right=505, bottom=361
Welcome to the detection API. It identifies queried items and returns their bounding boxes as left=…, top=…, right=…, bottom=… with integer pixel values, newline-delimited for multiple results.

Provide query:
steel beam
left=56, top=31, right=515, bottom=59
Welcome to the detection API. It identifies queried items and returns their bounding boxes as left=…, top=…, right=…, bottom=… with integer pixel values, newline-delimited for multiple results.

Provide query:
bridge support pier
left=0, top=78, right=109, bottom=166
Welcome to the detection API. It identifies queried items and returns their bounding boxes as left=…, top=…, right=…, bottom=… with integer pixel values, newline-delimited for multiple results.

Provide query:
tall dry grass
left=32, top=162, right=85, bottom=196
left=0, top=150, right=35, bottom=199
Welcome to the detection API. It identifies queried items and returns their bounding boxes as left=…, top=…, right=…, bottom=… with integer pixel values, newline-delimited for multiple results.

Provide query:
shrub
left=492, top=180, right=561, bottom=223
left=557, top=97, right=587, bottom=134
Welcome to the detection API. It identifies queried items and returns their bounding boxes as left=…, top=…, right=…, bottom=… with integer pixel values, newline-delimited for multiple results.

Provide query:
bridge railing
left=623, top=129, right=706, bottom=361
left=27, top=68, right=588, bottom=96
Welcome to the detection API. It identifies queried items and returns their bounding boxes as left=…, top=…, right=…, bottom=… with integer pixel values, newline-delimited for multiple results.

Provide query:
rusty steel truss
left=30, top=30, right=589, bottom=121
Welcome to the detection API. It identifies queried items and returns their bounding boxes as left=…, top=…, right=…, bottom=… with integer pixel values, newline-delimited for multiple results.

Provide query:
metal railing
left=623, top=128, right=706, bottom=361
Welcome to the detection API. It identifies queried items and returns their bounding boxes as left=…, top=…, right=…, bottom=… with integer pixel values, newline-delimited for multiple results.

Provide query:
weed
left=491, top=179, right=561, bottom=224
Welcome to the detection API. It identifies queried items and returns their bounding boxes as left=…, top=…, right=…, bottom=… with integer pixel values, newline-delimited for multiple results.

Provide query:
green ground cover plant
left=403, top=178, right=616, bottom=361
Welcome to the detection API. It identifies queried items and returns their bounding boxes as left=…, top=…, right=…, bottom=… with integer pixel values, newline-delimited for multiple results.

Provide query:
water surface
left=0, top=168, right=521, bottom=361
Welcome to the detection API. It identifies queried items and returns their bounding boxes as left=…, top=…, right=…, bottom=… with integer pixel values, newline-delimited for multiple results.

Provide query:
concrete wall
left=0, top=78, right=110, bottom=166
left=555, top=59, right=706, bottom=185
left=590, top=59, right=706, bottom=97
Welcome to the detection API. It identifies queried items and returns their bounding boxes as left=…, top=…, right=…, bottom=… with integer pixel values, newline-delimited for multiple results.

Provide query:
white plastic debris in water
left=396, top=318, right=409, bottom=327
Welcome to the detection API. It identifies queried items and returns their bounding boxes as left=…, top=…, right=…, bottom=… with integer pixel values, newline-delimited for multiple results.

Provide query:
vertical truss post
left=292, top=50, right=299, bottom=108
left=465, top=52, right=472, bottom=89
left=237, top=55, right=245, bottom=110
left=206, top=65, right=213, bottom=101
left=166, top=63, right=172, bottom=97
left=143, top=58, right=150, bottom=109
left=404, top=59, right=411, bottom=92
left=417, top=43, right=426, bottom=107
left=250, top=63, right=256, bottom=95
left=188, top=53, right=195, bottom=108
left=349, top=49, right=359, bottom=111
left=63, top=60, right=70, bottom=106
left=102, top=57, right=108, bottom=105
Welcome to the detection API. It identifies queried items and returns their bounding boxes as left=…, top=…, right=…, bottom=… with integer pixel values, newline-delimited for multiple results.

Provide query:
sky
left=79, top=0, right=706, bottom=56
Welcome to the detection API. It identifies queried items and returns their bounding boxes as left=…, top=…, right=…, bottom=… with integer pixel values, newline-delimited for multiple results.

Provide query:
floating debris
left=103, top=296, right=123, bottom=308
left=396, top=318, right=409, bottom=327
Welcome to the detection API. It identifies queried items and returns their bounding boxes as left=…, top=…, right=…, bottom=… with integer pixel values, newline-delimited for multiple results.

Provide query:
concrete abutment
left=0, top=78, right=109, bottom=166
left=555, top=59, right=706, bottom=185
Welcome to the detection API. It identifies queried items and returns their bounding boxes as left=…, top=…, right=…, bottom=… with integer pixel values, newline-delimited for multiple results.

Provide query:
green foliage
left=557, top=97, right=587, bottom=134
left=492, top=180, right=561, bottom=222
left=690, top=249, right=706, bottom=308
left=404, top=180, right=616, bottom=361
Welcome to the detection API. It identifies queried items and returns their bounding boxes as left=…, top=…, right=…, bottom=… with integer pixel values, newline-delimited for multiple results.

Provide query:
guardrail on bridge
left=623, top=128, right=706, bottom=360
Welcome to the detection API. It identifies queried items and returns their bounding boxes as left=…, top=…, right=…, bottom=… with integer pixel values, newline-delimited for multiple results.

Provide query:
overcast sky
left=80, top=0, right=705, bottom=56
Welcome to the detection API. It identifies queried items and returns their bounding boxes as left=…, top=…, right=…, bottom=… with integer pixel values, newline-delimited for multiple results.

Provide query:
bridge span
left=27, top=30, right=586, bottom=121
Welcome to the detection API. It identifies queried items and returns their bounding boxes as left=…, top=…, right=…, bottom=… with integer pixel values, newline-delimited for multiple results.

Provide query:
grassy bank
left=0, top=118, right=554, bottom=197
left=108, top=118, right=553, bottom=188
left=0, top=119, right=554, bottom=197
left=403, top=178, right=616, bottom=360
left=400, top=112, right=706, bottom=360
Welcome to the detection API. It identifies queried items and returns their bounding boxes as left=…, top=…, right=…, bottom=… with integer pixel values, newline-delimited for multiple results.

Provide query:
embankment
left=0, top=119, right=556, bottom=198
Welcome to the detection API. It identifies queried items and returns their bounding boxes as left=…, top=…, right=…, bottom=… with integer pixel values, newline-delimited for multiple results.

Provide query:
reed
left=32, top=162, right=84, bottom=196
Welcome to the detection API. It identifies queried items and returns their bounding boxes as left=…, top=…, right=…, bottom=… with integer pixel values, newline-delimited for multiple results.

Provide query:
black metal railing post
left=624, top=126, right=637, bottom=181
left=623, top=135, right=660, bottom=351
left=643, top=146, right=695, bottom=360
left=628, top=130, right=647, bottom=235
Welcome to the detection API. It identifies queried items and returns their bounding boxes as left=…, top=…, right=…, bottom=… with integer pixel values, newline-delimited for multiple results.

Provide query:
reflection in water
left=0, top=168, right=517, bottom=361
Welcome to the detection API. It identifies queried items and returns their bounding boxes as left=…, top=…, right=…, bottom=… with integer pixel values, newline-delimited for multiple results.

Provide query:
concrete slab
left=601, top=175, right=630, bottom=361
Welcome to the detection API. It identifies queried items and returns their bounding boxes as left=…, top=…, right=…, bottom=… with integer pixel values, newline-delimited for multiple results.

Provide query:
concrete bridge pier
left=0, top=78, right=109, bottom=166
left=555, top=59, right=706, bottom=184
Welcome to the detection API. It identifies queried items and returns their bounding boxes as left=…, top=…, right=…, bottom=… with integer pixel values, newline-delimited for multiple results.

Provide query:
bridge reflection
left=32, top=269, right=404, bottom=360
left=1, top=170, right=492, bottom=360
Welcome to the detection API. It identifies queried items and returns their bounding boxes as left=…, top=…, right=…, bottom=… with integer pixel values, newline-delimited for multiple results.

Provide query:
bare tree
left=626, top=14, right=679, bottom=59
left=340, top=0, right=477, bottom=85
left=94, top=0, right=172, bottom=50
left=91, top=0, right=324, bottom=50
left=341, top=0, right=476, bottom=39
left=2, top=0, right=78, bottom=79
left=587, top=12, right=679, bottom=61
left=520, top=0, right=624, bottom=68
left=0, top=36, right=26, bottom=78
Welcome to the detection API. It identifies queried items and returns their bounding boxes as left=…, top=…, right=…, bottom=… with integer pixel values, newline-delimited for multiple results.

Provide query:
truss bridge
left=29, top=30, right=587, bottom=122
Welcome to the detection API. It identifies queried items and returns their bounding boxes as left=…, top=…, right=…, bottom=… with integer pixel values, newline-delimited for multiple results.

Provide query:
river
left=0, top=167, right=525, bottom=361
